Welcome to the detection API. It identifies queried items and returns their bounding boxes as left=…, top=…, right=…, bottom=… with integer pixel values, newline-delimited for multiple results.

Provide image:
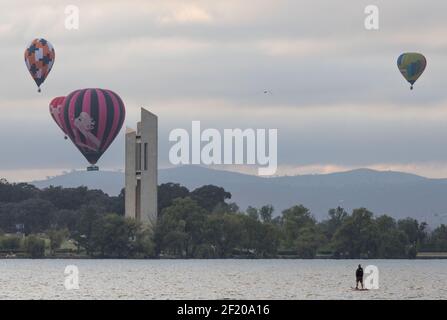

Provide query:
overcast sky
left=1, top=0, right=447, bottom=181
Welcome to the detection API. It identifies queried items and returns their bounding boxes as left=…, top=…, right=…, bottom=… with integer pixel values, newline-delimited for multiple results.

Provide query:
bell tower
left=125, top=108, right=158, bottom=225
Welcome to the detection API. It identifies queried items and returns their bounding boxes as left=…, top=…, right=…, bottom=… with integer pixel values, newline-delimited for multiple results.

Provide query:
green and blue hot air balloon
left=397, top=52, right=427, bottom=90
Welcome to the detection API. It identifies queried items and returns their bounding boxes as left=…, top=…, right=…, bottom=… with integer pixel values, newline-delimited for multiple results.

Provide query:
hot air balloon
left=49, top=96, right=68, bottom=139
left=24, top=38, right=55, bottom=92
left=59, top=89, right=126, bottom=171
left=397, top=52, right=427, bottom=90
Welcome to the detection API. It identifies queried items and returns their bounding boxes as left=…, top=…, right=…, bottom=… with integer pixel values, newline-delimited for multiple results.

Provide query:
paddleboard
left=351, top=287, right=369, bottom=291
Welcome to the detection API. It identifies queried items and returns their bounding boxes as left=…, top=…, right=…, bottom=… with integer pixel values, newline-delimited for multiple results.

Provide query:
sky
left=1, top=0, right=447, bottom=181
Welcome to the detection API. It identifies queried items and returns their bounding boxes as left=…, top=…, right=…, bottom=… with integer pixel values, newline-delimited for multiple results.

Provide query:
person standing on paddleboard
left=355, top=264, right=364, bottom=289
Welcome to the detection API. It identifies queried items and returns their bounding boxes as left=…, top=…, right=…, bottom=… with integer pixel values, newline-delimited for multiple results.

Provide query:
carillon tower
left=125, top=108, right=158, bottom=225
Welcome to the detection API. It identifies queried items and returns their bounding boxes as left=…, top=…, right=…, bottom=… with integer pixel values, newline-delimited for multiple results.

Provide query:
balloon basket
left=87, top=165, right=99, bottom=172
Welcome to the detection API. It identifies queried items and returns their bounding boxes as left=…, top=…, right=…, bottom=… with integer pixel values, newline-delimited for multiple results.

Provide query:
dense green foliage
left=24, top=235, right=46, bottom=258
left=0, top=178, right=446, bottom=258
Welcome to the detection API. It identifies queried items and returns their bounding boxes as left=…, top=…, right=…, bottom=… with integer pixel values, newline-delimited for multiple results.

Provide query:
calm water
left=0, top=259, right=446, bottom=299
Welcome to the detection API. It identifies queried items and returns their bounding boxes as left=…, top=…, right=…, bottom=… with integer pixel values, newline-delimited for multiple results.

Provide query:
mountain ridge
left=28, top=166, right=447, bottom=224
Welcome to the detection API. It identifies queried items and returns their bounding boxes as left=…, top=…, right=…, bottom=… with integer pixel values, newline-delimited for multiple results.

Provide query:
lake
left=0, top=259, right=446, bottom=299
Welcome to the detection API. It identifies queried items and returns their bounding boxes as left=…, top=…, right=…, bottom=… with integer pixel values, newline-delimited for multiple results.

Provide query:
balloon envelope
left=49, top=96, right=66, bottom=133
left=24, top=38, right=55, bottom=92
left=397, top=52, right=426, bottom=89
left=60, top=89, right=126, bottom=165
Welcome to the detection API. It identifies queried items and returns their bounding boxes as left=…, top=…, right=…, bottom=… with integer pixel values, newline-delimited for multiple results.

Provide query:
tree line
left=0, top=178, right=446, bottom=258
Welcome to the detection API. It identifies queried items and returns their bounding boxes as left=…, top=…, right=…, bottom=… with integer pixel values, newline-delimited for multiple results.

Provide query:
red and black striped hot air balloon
left=59, top=88, right=126, bottom=171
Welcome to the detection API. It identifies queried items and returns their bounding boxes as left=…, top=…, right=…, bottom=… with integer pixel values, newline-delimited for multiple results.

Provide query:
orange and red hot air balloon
left=24, top=38, right=55, bottom=92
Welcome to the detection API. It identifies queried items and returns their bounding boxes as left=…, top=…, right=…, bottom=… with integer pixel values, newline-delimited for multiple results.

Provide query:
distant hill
left=31, top=166, right=447, bottom=224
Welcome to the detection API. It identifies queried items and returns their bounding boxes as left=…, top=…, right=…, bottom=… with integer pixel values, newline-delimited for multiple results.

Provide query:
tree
left=191, top=185, right=231, bottom=212
left=108, top=188, right=125, bottom=216
left=396, top=217, right=428, bottom=257
left=205, top=213, right=246, bottom=258
left=158, top=183, right=190, bottom=215
left=212, top=202, right=240, bottom=215
left=398, top=218, right=426, bottom=245
left=255, top=223, right=280, bottom=257
left=281, top=205, right=316, bottom=250
left=0, top=177, right=442, bottom=259
left=0, top=180, right=38, bottom=203
left=48, top=228, right=69, bottom=255
left=161, top=230, right=189, bottom=257
left=1, top=199, right=56, bottom=234
left=260, top=205, right=274, bottom=223
left=375, top=215, right=408, bottom=258
left=240, top=213, right=262, bottom=252
left=134, top=228, right=156, bottom=258
left=155, top=197, right=207, bottom=257
left=0, top=235, right=22, bottom=251
left=332, top=208, right=379, bottom=258
left=295, top=225, right=323, bottom=258
left=13, top=199, right=56, bottom=234
left=320, top=206, right=348, bottom=241
left=54, top=209, right=79, bottom=232
left=90, top=214, right=142, bottom=258
left=40, top=186, right=111, bottom=212
left=427, top=224, right=447, bottom=251
left=0, top=202, right=17, bottom=232
left=246, top=206, right=259, bottom=221
left=25, top=235, right=46, bottom=258
left=72, top=204, right=106, bottom=255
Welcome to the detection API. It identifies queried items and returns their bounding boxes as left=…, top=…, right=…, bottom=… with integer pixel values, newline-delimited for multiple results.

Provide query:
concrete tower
left=125, top=108, right=158, bottom=225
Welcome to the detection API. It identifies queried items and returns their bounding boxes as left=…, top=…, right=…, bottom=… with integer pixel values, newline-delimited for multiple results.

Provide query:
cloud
left=158, top=4, right=213, bottom=25
left=2, top=0, right=447, bottom=180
